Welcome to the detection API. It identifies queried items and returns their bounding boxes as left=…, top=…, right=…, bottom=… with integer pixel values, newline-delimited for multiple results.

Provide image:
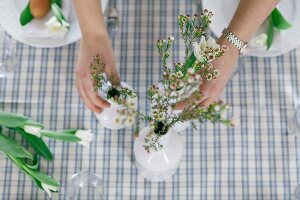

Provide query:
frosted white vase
left=134, top=126, right=183, bottom=182
left=95, top=82, right=137, bottom=130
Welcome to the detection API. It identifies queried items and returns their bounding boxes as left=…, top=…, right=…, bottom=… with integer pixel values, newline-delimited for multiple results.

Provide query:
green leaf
left=60, top=129, right=77, bottom=135
left=0, top=111, right=28, bottom=128
left=15, top=128, right=53, bottom=161
left=7, top=154, right=50, bottom=191
left=182, top=53, right=196, bottom=75
left=0, top=132, right=33, bottom=160
left=271, top=8, right=292, bottom=30
left=25, top=153, right=39, bottom=170
left=20, top=3, right=34, bottom=26
left=267, top=16, right=274, bottom=50
left=24, top=120, right=44, bottom=128
left=23, top=165, right=60, bottom=188
left=51, top=3, right=65, bottom=23
left=51, top=0, right=62, bottom=8
left=40, top=130, right=80, bottom=142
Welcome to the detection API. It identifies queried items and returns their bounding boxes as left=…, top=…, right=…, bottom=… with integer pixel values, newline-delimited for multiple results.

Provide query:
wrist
left=217, top=36, right=240, bottom=58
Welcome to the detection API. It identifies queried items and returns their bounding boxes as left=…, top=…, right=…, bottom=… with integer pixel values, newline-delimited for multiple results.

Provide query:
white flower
left=206, top=73, right=213, bottom=81
left=45, top=16, right=70, bottom=33
left=213, top=69, right=220, bottom=77
left=187, top=68, right=195, bottom=75
left=187, top=76, right=195, bottom=83
left=41, top=183, right=58, bottom=198
left=214, top=105, right=221, bottom=112
left=125, top=116, right=134, bottom=126
left=195, top=74, right=201, bottom=80
left=193, top=36, right=220, bottom=62
left=175, top=71, right=183, bottom=78
left=169, top=35, right=175, bottom=41
left=75, top=130, right=93, bottom=148
left=23, top=125, right=42, bottom=137
left=250, top=33, right=268, bottom=48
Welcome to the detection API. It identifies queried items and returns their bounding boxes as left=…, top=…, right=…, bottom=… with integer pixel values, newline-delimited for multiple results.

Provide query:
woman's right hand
left=75, top=33, right=120, bottom=113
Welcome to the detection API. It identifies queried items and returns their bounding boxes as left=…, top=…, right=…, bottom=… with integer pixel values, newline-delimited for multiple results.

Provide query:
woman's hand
left=197, top=37, right=239, bottom=107
left=176, top=37, right=239, bottom=109
left=75, top=33, right=119, bottom=113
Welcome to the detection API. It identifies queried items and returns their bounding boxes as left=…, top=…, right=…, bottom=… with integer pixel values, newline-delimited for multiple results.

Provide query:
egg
left=29, top=0, right=50, bottom=18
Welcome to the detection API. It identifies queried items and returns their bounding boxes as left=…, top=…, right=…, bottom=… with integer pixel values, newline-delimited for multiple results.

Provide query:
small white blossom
left=214, top=105, right=221, bottom=112
left=45, top=16, right=70, bottom=33
left=193, top=36, right=220, bottom=63
left=187, top=68, right=195, bottom=75
left=23, top=125, right=42, bottom=137
left=213, top=69, right=220, bottom=77
left=169, top=35, right=175, bottom=41
left=41, top=183, right=58, bottom=198
left=175, top=71, right=183, bottom=78
left=195, top=74, right=201, bottom=80
left=75, top=130, right=93, bottom=148
left=187, top=76, right=195, bottom=83
left=125, top=116, right=134, bottom=126
left=206, top=73, right=213, bottom=81
left=157, top=113, right=165, bottom=121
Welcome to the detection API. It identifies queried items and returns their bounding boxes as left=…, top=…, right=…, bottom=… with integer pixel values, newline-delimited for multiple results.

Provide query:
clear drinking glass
left=294, top=183, right=300, bottom=200
left=288, top=105, right=300, bottom=136
left=66, top=171, right=104, bottom=200
left=0, top=31, right=18, bottom=78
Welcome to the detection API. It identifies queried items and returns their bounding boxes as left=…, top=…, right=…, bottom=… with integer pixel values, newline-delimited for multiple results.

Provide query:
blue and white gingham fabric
left=1, top=0, right=300, bottom=199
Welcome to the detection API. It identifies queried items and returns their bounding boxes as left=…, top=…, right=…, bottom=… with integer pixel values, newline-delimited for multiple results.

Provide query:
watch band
left=222, top=28, right=248, bottom=57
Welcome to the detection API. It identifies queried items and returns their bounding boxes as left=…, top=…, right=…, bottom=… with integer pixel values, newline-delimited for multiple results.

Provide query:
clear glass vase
left=66, top=171, right=104, bottom=200
left=134, top=126, right=183, bottom=182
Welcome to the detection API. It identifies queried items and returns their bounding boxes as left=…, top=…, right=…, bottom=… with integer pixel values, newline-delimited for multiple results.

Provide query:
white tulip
left=75, top=130, right=93, bottom=148
left=45, top=16, right=70, bottom=33
left=23, top=125, right=42, bottom=137
left=41, top=182, right=58, bottom=198
left=250, top=33, right=268, bottom=48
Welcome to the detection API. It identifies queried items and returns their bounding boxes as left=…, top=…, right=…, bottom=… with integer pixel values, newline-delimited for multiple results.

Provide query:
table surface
left=1, top=0, right=300, bottom=199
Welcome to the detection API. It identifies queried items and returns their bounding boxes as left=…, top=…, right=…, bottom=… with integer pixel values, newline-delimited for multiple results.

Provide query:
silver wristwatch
left=222, top=28, right=248, bottom=57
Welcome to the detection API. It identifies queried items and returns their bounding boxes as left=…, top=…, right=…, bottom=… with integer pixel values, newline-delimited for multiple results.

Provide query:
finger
left=76, top=75, right=102, bottom=113
left=199, top=96, right=219, bottom=108
left=81, top=77, right=110, bottom=108
left=175, top=93, right=203, bottom=110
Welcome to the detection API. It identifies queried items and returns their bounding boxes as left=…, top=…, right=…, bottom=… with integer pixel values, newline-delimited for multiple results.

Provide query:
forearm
left=73, top=0, right=107, bottom=37
left=228, top=0, right=280, bottom=42
left=217, top=0, right=280, bottom=57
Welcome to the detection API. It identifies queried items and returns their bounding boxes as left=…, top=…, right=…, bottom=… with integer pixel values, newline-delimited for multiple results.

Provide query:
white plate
left=202, top=0, right=300, bottom=57
left=0, top=0, right=108, bottom=48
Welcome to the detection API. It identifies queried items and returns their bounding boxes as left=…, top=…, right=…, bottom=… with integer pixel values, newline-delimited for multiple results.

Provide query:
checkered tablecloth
left=1, top=0, right=300, bottom=199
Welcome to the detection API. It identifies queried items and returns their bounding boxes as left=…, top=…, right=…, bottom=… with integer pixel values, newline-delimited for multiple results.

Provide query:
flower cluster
left=90, top=55, right=137, bottom=104
left=139, top=11, right=235, bottom=151
left=90, top=55, right=137, bottom=127
left=91, top=11, right=235, bottom=152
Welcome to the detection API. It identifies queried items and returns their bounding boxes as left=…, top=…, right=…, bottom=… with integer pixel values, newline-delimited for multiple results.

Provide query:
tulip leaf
left=23, top=165, right=60, bottom=188
left=24, top=120, right=44, bottom=128
left=181, top=53, right=196, bottom=75
left=271, top=8, right=292, bottom=30
left=25, top=153, right=39, bottom=170
left=15, top=128, right=53, bottom=161
left=0, top=111, right=29, bottom=128
left=20, top=3, right=34, bottom=26
left=51, top=3, right=65, bottom=24
left=0, top=132, right=33, bottom=160
left=51, top=0, right=62, bottom=8
left=267, top=16, right=274, bottom=50
left=40, top=130, right=80, bottom=142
